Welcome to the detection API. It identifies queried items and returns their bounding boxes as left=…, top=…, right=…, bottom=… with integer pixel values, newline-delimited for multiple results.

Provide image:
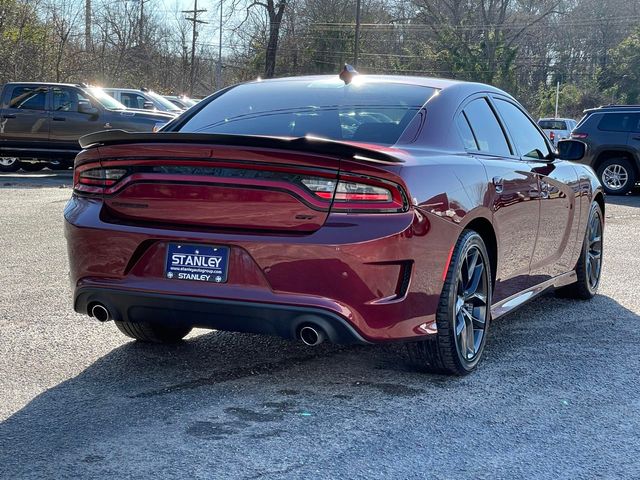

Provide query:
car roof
left=538, top=117, right=574, bottom=121
left=242, top=74, right=508, bottom=96
left=5, top=82, right=86, bottom=88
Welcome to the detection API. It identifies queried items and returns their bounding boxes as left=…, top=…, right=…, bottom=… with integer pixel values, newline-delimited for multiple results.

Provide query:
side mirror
left=78, top=101, right=98, bottom=115
left=143, top=101, right=155, bottom=110
left=556, top=140, right=586, bottom=161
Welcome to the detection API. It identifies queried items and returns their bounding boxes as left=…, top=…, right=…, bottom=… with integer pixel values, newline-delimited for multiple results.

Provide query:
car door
left=0, top=84, right=50, bottom=154
left=460, top=96, right=541, bottom=302
left=492, top=97, right=579, bottom=282
left=49, top=86, right=105, bottom=153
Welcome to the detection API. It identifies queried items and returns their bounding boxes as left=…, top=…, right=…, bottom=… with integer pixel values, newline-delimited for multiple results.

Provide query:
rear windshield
left=178, top=79, right=436, bottom=145
left=538, top=120, right=568, bottom=130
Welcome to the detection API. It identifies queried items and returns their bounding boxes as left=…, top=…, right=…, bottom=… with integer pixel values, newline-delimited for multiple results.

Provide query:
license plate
left=165, top=243, right=229, bottom=283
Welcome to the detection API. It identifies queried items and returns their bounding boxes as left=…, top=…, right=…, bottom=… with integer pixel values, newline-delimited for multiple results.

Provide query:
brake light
left=74, top=167, right=128, bottom=192
left=549, top=131, right=555, bottom=141
left=571, top=132, right=588, bottom=139
left=302, top=176, right=407, bottom=213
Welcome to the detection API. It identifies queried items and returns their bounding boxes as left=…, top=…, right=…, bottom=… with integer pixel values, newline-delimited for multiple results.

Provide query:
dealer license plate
left=165, top=243, right=229, bottom=283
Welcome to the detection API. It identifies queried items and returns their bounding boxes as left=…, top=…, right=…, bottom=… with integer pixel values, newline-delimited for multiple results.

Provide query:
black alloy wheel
left=406, top=230, right=492, bottom=375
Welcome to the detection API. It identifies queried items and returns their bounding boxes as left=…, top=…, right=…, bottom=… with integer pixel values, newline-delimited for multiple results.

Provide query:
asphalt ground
left=1, top=172, right=639, bottom=479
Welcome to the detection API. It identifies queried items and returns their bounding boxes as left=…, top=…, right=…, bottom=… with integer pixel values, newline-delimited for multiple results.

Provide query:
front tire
left=406, top=230, right=492, bottom=375
left=597, top=158, right=635, bottom=195
left=556, top=201, right=603, bottom=299
left=115, top=320, right=192, bottom=343
left=0, top=157, right=21, bottom=172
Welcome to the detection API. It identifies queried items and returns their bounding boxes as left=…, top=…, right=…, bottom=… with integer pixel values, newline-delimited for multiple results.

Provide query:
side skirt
left=491, top=271, right=577, bottom=320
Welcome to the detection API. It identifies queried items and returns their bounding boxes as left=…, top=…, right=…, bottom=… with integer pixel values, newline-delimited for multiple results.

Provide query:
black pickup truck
left=0, top=82, right=176, bottom=171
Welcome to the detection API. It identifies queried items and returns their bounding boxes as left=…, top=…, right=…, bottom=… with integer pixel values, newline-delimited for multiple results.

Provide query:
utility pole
left=85, top=0, right=91, bottom=51
left=183, top=0, right=208, bottom=96
left=554, top=81, right=560, bottom=118
left=216, top=0, right=223, bottom=91
left=353, top=0, right=361, bottom=68
left=139, top=0, right=151, bottom=46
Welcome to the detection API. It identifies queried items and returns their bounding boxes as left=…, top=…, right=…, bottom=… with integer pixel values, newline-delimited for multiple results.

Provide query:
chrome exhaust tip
left=299, top=325, right=325, bottom=346
left=90, top=303, right=111, bottom=322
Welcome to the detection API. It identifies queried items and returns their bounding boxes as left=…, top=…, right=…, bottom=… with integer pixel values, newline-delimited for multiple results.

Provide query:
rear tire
left=0, top=157, right=20, bottom=172
left=114, top=320, right=192, bottom=343
left=406, top=230, right=492, bottom=375
left=20, top=162, right=46, bottom=172
left=556, top=201, right=603, bottom=299
left=597, top=158, right=635, bottom=195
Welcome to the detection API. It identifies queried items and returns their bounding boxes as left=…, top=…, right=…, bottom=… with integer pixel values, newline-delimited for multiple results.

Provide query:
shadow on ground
left=1, top=291, right=639, bottom=478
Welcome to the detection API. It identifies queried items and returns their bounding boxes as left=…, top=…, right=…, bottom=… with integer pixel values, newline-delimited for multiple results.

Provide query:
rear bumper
left=75, top=287, right=370, bottom=344
left=65, top=195, right=458, bottom=342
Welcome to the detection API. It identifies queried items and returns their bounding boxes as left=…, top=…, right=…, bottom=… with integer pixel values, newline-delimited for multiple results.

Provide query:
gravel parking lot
left=1, top=172, right=639, bottom=479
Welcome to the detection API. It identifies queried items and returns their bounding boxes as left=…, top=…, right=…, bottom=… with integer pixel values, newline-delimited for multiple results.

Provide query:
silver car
left=104, top=88, right=183, bottom=115
left=538, top=117, right=577, bottom=146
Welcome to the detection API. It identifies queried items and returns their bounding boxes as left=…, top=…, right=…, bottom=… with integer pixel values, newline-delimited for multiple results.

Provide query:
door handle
left=492, top=176, right=504, bottom=193
left=2, top=113, right=16, bottom=119
left=52, top=117, right=66, bottom=121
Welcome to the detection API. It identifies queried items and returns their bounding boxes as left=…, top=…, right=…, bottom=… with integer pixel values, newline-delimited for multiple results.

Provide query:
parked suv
left=0, top=82, right=175, bottom=171
left=538, top=117, right=576, bottom=146
left=571, top=105, right=640, bottom=195
left=104, top=88, right=183, bottom=115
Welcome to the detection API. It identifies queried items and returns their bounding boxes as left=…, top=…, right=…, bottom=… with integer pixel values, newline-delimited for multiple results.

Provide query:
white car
left=538, top=117, right=577, bottom=146
left=104, top=88, right=183, bottom=115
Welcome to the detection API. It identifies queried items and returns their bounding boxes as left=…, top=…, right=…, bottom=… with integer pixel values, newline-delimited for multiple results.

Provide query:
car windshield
left=178, top=78, right=436, bottom=145
left=538, top=120, right=568, bottom=130
left=87, top=87, right=127, bottom=110
left=147, top=91, right=182, bottom=112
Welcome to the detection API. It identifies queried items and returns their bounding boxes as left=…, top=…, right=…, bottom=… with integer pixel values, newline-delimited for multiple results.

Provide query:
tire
left=48, top=161, right=72, bottom=171
left=114, top=320, right=192, bottom=343
left=597, top=158, right=636, bottom=195
left=0, top=157, right=21, bottom=172
left=556, top=201, right=603, bottom=300
left=20, top=162, right=46, bottom=172
left=406, top=230, right=492, bottom=375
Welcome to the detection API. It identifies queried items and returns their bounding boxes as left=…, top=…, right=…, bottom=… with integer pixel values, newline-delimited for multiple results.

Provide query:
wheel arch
left=594, top=191, right=605, bottom=217
left=593, top=149, right=639, bottom=177
left=461, top=216, right=497, bottom=288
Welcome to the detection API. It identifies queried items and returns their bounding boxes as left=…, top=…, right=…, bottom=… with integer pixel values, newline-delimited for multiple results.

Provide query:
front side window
left=9, top=86, right=47, bottom=110
left=120, top=93, right=148, bottom=110
left=462, top=98, right=511, bottom=156
left=52, top=88, right=77, bottom=111
left=178, top=79, right=436, bottom=146
left=495, top=99, right=550, bottom=159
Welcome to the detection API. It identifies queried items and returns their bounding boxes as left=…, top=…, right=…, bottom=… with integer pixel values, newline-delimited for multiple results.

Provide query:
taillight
left=571, top=132, right=588, bottom=139
left=302, top=175, right=407, bottom=213
left=74, top=166, right=128, bottom=193
left=549, top=131, right=555, bottom=141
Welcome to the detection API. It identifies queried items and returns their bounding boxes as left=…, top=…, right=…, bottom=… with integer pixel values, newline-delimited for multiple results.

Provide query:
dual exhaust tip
left=90, top=303, right=111, bottom=322
left=89, top=303, right=327, bottom=346
left=299, top=325, right=325, bottom=346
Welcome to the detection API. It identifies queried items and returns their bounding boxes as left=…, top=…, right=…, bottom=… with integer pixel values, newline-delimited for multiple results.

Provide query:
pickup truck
left=0, top=82, right=176, bottom=171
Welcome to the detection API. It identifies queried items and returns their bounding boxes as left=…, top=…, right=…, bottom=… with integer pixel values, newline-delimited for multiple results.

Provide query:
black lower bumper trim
left=74, top=287, right=370, bottom=345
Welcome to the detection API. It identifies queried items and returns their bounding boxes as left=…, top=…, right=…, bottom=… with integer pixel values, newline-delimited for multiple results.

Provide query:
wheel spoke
left=465, top=314, right=475, bottom=358
left=465, top=261, right=484, bottom=297
left=465, top=248, right=479, bottom=284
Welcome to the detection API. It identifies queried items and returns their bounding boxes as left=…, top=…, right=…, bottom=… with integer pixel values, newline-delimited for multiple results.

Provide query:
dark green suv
left=572, top=105, right=640, bottom=195
left=0, top=82, right=175, bottom=171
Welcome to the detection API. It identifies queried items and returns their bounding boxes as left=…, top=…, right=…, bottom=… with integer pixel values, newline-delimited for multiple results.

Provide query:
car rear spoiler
left=78, top=130, right=405, bottom=164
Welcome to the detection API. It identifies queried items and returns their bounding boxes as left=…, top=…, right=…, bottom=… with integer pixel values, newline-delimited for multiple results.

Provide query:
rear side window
left=178, top=79, right=436, bottom=146
left=598, top=113, right=640, bottom=132
left=456, top=112, right=478, bottom=150
left=462, top=98, right=511, bottom=156
left=495, top=99, right=551, bottom=159
left=8, top=86, right=47, bottom=110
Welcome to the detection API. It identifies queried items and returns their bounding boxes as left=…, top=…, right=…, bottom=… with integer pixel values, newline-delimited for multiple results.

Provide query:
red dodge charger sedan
left=64, top=73, right=603, bottom=374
